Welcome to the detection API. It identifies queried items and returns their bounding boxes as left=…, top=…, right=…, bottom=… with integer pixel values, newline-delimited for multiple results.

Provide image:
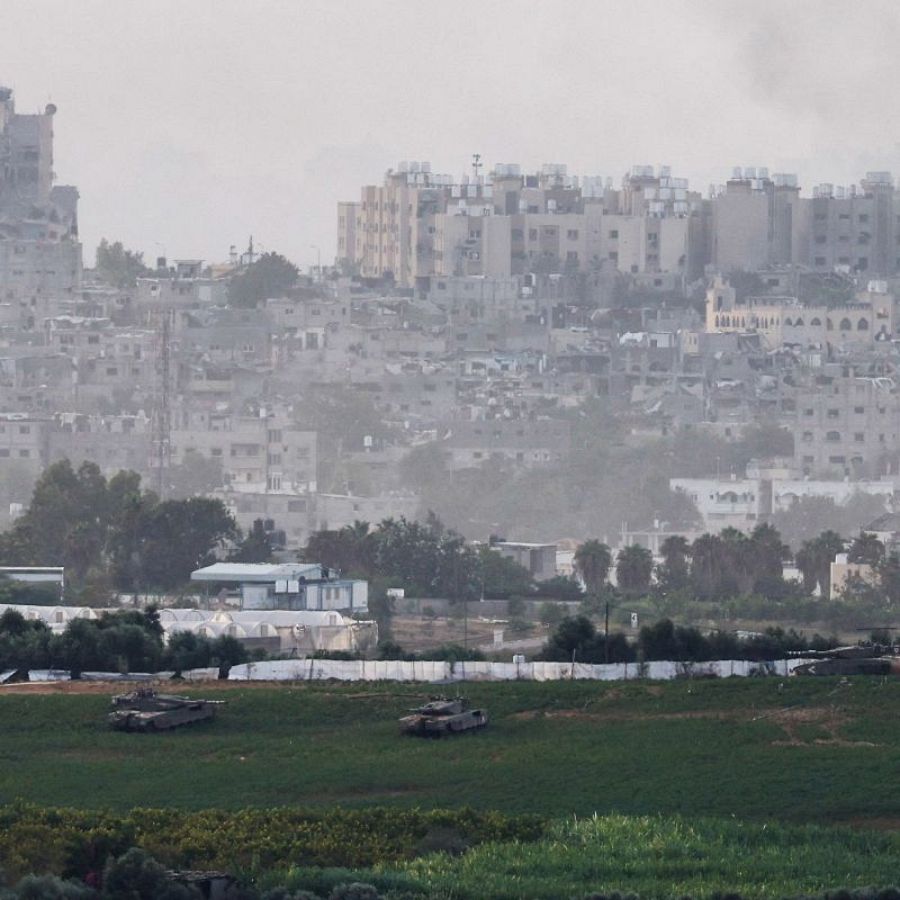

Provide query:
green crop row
left=397, top=814, right=900, bottom=899
left=0, top=803, right=544, bottom=882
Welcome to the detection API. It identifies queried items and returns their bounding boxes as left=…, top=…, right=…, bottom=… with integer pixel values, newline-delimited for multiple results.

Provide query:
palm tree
left=796, top=530, right=845, bottom=597
left=616, top=544, right=654, bottom=596
left=848, top=531, right=885, bottom=567
left=657, top=535, right=690, bottom=592
left=690, top=533, right=727, bottom=600
left=573, top=539, right=612, bottom=596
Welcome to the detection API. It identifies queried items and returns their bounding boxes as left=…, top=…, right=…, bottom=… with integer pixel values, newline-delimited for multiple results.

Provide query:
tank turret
left=399, top=695, right=488, bottom=737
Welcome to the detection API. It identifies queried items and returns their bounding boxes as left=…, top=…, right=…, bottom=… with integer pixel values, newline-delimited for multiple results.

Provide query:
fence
left=227, top=658, right=806, bottom=683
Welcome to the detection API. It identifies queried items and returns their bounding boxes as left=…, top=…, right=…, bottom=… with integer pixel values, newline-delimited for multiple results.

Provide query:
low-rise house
left=190, top=562, right=368, bottom=613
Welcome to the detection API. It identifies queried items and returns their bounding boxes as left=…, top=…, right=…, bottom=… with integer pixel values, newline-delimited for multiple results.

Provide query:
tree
left=878, top=552, right=900, bottom=605
left=795, top=530, right=845, bottom=597
left=616, top=544, right=654, bottom=596
left=772, top=493, right=887, bottom=550
left=12, top=873, right=97, bottom=899
left=229, top=519, right=274, bottom=564
left=137, top=498, right=237, bottom=590
left=848, top=532, right=885, bottom=567
left=228, top=252, right=299, bottom=307
left=95, top=238, right=151, bottom=288
left=538, top=614, right=634, bottom=663
left=478, top=546, right=534, bottom=599
left=305, top=521, right=376, bottom=576
left=103, top=848, right=201, bottom=900
left=656, top=535, right=690, bottom=593
left=726, top=269, right=767, bottom=302
left=0, top=460, right=110, bottom=581
left=689, top=533, right=731, bottom=600
left=573, top=540, right=612, bottom=596
left=166, top=451, right=224, bottom=500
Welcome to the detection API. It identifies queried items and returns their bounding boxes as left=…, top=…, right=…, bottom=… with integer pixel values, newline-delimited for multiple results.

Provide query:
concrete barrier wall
left=227, top=657, right=805, bottom=682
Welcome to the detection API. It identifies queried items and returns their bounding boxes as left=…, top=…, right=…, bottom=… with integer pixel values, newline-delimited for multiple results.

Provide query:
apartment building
left=0, top=87, right=82, bottom=317
left=440, top=418, right=572, bottom=470
left=786, top=371, right=900, bottom=477
left=341, top=162, right=703, bottom=288
left=173, top=412, right=317, bottom=494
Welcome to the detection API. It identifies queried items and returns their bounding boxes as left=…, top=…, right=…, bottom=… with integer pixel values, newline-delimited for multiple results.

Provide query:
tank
left=399, top=696, right=488, bottom=737
left=108, top=688, right=222, bottom=732
left=791, top=644, right=900, bottom=677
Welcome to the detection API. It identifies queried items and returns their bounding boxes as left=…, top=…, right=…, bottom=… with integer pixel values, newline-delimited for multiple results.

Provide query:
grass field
left=3, top=677, right=900, bottom=897
left=0, top=677, right=899, bottom=823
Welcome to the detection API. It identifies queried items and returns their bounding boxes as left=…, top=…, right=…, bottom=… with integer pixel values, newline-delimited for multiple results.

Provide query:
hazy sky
left=1, top=0, right=898, bottom=269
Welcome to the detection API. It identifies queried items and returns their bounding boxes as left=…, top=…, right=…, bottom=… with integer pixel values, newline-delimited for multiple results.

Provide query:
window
left=854, top=433, right=865, bottom=442
left=18, top=449, right=29, bottom=458
left=18, top=425, right=29, bottom=434
left=827, top=409, right=839, bottom=418
left=854, top=406, right=865, bottom=414
left=0, top=449, right=8, bottom=458
left=609, top=230, right=619, bottom=239
left=267, top=453, right=282, bottom=465
left=288, top=500, right=306, bottom=512
left=825, top=431, right=841, bottom=442
left=267, top=429, right=282, bottom=443
left=566, top=229, right=579, bottom=240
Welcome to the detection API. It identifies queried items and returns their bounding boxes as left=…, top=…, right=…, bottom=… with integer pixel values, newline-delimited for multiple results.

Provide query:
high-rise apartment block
left=0, top=86, right=82, bottom=323
left=340, top=161, right=900, bottom=289
left=339, top=162, right=708, bottom=289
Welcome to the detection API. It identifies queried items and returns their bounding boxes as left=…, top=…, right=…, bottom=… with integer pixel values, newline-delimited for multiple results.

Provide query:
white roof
left=163, top=608, right=351, bottom=628
left=190, top=562, right=324, bottom=583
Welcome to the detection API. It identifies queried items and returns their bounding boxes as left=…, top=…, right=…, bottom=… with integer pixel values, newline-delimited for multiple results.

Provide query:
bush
left=537, top=602, right=566, bottom=626
left=12, top=875, right=97, bottom=900
left=327, top=885, right=379, bottom=900
left=102, top=848, right=201, bottom=900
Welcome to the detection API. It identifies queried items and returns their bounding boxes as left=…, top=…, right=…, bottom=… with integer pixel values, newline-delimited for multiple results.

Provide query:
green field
left=1, top=678, right=899, bottom=821
left=3, top=678, right=900, bottom=897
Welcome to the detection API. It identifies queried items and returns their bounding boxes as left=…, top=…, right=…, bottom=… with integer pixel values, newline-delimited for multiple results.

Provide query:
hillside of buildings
left=4, top=85, right=900, bottom=657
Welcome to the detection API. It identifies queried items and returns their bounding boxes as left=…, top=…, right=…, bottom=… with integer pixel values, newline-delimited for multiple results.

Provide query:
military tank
left=791, top=644, right=900, bottom=677
left=108, top=688, right=222, bottom=732
left=399, top=697, right=488, bottom=737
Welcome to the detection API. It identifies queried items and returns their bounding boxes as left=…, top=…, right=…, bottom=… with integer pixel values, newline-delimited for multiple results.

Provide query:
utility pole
left=472, top=153, right=482, bottom=180
left=604, top=600, right=610, bottom=665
